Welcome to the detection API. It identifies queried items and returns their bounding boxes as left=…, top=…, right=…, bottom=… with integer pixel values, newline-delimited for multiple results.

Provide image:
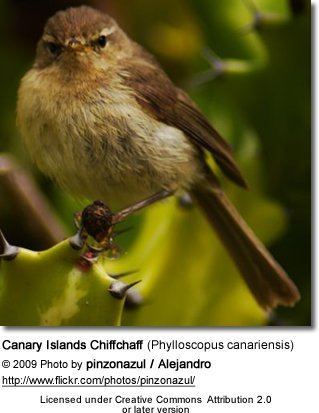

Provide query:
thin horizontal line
left=2, top=385, right=195, bottom=388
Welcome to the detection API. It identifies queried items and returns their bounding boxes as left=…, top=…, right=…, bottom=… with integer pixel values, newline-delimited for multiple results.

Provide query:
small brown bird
left=17, top=6, right=300, bottom=310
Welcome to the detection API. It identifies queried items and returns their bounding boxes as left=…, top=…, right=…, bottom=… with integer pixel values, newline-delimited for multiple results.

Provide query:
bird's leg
left=105, top=189, right=173, bottom=257
left=73, top=211, right=83, bottom=229
left=72, top=189, right=174, bottom=266
left=112, top=189, right=174, bottom=224
left=69, top=211, right=88, bottom=250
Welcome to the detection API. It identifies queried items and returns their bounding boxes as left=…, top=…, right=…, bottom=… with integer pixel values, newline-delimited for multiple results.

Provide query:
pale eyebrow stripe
left=100, top=26, right=116, bottom=37
left=42, top=34, right=57, bottom=43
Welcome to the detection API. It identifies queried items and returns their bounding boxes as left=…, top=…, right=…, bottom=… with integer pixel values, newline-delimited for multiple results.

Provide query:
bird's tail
left=191, top=178, right=300, bottom=310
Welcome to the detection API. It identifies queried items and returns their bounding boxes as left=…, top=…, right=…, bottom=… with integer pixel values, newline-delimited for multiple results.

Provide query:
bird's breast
left=17, top=68, right=200, bottom=208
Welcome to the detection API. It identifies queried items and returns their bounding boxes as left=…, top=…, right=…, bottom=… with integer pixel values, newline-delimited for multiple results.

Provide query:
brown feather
left=121, top=49, right=248, bottom=188
left=44, top=6, right=113, bottom=42
left=191, top=174, right=300, bottom=310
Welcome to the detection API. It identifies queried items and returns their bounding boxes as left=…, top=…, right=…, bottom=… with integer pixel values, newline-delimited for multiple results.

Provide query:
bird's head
left=35, top=6, right=130, bottom=73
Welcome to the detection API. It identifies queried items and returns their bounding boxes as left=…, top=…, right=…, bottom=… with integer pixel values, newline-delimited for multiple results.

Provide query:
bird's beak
left=66, top=38, right=85, bottom=52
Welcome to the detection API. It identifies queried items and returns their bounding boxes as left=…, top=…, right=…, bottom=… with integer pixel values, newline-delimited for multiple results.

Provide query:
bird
left=17, top=6, right=300, bottom=310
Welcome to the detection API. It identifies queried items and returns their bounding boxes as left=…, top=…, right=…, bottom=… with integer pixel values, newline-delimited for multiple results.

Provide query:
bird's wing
left=120, top=55, right=247, bottom=188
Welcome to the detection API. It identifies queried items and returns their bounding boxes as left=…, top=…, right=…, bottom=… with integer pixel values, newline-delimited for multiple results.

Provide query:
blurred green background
left=0, top=0, right=311, bottom=326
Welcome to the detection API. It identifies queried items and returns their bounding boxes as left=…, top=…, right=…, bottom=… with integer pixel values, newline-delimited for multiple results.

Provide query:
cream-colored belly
left=17, top=69, right=201, bottom=208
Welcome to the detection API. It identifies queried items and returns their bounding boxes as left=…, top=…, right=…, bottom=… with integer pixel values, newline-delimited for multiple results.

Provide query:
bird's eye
left=47, top=42, right=61, bottom=56
left=97, top=35, right=107, bottom=48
